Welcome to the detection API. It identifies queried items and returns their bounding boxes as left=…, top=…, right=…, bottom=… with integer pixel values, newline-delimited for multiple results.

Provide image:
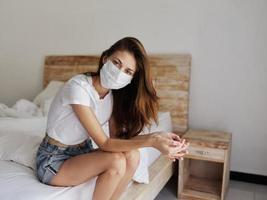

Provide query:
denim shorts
left=35, top=136, right=95, bottom=185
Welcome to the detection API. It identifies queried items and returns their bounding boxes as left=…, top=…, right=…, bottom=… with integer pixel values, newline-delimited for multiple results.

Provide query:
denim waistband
left=43, top=133, right=90, bottom=150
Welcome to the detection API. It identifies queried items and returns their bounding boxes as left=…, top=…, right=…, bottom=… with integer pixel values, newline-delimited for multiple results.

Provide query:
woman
left=36, top=37, right=189, bottom=200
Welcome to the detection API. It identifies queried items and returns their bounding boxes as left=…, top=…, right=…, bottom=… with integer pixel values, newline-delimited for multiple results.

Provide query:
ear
left=102, top=55, right=108, bottom=64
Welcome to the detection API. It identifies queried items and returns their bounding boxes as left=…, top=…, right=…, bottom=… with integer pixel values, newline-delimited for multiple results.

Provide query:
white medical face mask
left=100, top=60, right=133, bottom=89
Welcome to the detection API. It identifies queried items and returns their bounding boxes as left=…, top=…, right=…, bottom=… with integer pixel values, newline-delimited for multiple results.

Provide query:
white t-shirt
left=46, top=74, right=113, bottom=145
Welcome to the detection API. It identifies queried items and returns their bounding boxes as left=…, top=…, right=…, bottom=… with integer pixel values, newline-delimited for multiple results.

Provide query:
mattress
left=0, top=112, right=172, bottom=200
left=0, top=160, right=97, bottom=200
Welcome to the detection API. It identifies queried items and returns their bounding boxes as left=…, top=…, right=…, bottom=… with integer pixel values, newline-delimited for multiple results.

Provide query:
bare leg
left=93, top=153, right=126, bottom=200
left=110, top=150, right=140, bottom=200
left=49, top=151, right=126, bottom=200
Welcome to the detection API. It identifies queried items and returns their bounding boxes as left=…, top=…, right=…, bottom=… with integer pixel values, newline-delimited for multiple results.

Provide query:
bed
left=0, top=54, right=191, bottom=200
left=0, top=111, right=172, bottom=200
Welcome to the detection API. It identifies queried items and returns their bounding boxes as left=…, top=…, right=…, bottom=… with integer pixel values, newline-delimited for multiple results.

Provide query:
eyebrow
left=115, top=58, right=135, bottom=72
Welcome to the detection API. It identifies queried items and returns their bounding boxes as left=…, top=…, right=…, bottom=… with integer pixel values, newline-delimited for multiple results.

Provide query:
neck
left=92, top=75, right=110, bottom=99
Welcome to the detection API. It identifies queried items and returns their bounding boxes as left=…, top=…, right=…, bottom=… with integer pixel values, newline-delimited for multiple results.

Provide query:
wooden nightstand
left=178, top=129, right=232, bottom=200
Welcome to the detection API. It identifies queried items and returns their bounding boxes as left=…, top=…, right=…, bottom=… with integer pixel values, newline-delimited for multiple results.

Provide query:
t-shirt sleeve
left=61, top=80, right=93, bottom=107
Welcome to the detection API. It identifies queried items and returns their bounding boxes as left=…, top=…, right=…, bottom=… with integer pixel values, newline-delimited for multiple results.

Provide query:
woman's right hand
left=151, top=132, right=189, bottom=161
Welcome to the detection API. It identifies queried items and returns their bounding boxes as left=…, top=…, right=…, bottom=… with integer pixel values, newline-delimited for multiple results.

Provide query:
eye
left=112, top=59, right=121, bottom=68
left=126, top=70, right=133, bottom=76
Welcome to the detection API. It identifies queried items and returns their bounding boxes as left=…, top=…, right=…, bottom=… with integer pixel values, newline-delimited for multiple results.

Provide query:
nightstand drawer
left=187, top=145, right=225, bottom=162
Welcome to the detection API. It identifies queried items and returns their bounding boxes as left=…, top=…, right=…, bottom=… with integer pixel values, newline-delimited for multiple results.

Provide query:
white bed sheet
left=0, top=112, right=172, bottom=200
left=0, top=149, right=159, bottom=200
left=0, top=159, right=96, bottom=200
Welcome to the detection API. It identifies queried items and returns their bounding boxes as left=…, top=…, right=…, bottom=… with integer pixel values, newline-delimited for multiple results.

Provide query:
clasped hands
left=153, top=132, right=189, bottom=161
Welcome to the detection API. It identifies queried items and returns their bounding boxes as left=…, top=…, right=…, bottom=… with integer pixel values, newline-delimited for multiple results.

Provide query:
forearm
left=99, top=133, right=157, bottom=152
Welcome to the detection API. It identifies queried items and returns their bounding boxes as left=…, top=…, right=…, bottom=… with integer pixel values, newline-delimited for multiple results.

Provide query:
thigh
left=49, top=150, right=122, bottom=187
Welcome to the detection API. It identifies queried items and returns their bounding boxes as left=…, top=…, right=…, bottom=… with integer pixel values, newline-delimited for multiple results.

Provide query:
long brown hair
left=86, top=37, right=159, bottom=139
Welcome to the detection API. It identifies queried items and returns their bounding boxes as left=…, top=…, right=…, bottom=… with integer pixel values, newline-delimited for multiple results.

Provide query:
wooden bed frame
left=43, top=54, right=191, bottom=200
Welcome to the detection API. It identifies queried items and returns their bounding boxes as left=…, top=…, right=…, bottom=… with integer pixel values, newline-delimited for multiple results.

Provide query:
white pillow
left=133, top=148, right=149, bottom=184
left=0, top=117, right=47, bottom=137
left=142, top=111, right=173, bottom=134
left=40, top=97, right=54, bottom=116
left=132, top=112, right=173, bottom=184
left=0, top=132, right=43, bottom=170
left=33, top=81, right=65, bottom=107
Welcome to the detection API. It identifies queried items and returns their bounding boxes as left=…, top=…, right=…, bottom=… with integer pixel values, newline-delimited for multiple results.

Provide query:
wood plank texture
left=179, top=130, right=232, bottom=200
left=183, top=129, right=231, bottom=149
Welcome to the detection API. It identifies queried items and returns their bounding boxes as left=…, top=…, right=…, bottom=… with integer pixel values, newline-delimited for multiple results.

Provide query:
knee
left=108, top=153, right=127, bottom=176
left=124, top=150, right=140, bottom=171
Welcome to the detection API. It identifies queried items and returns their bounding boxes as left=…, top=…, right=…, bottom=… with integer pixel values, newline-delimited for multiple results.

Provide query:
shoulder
left=65, top=74, right=95, bottom=91
left=61, top=74, right=93, bottom=95
left=60, top=74, right=95, bottom=107
left=67, top=74, right=88, bottom=86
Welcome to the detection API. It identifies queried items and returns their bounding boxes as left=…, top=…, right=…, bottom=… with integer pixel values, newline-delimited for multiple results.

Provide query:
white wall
left=0, top=0, right=266, bottom=175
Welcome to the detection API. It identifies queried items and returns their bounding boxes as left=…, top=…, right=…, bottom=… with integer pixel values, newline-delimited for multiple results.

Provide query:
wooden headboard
left=43, top=54, right=191, bottom=134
